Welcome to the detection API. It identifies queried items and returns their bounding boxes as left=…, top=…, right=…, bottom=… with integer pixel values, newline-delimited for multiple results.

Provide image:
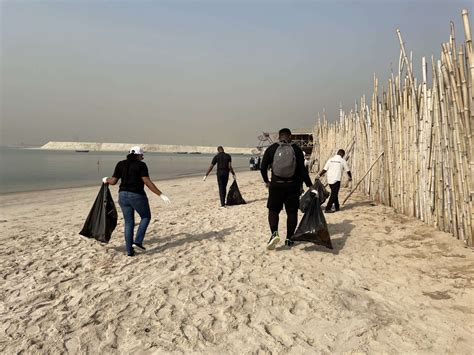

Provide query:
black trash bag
left=226, top=180, right=246, bottom=206
left=79, top=183, right=118, bottom=243
left=299, top=179, right=330, bottom=213
left=299, top=189, right=314, bottom=213
left=293, top=193, right=333, bottom=249
left=315, top=179, right=330, bottom=205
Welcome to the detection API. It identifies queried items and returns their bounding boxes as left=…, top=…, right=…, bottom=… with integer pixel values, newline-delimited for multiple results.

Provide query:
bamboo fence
left=311, top=10, right=473, bottom=246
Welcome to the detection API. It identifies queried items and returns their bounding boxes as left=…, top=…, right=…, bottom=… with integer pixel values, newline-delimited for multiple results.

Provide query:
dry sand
left=1, top=171, right=473, bottom=353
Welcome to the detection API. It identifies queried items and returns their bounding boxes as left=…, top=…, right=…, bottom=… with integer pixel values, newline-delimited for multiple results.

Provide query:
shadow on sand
left=108, top=227, right=235, bottom=255
left=128, top=227, right=236, bottom=255
left=242, top=197, right=267, bottom=205
left=298, top=219, right=355, bottom=255
left=342, top=200, right=376, bottom=210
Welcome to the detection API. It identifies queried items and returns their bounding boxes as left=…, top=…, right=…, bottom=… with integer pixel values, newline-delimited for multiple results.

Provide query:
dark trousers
left=268, top=209, right=298, bottom=239
left=326, top=181, right=341, bottom=211
left=267, top=182, right=300, bottom=239
left=217, top=172, right=229, bottom=206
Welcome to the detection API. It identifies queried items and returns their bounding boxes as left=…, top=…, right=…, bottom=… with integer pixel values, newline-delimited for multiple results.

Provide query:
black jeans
left=326, top=181, right=341, bottom=211
left=217, top=172, right=229, bottom=206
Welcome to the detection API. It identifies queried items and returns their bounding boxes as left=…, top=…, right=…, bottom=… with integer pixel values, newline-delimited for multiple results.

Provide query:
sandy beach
left=0, top=171, right=473, bottom=353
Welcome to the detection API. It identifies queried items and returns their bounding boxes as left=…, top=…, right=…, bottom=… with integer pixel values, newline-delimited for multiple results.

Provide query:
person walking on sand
left=261, top=128, right=313, bottom=250
left=318, top=149, right=352, bottom=213
left=203, top=146, right=236, bottom=208
left=103, top=146, right=170, bottom=256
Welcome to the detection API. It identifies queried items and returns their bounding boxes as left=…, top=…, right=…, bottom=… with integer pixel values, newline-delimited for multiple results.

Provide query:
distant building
left=289, top=129, right=314, bottom=155
left=254, top=129, right=314, bottom=155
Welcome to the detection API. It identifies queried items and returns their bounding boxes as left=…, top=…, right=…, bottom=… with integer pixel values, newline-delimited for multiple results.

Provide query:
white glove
left=310, top=189, right=319, bottom=198
left=160, top=194, right=171, bottom=204
left=102, top=177, right=108, bottom=184
left=203, top=175, right=207, bottom=181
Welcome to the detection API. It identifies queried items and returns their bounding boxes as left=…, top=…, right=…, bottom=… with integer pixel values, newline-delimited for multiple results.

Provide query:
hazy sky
left=1, top=0, right=471, bottom=147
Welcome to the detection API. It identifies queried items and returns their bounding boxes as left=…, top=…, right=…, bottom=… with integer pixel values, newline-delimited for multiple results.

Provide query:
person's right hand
left=160, top=194, right=171, bottom=204
left=202, top=175, right=207, bottom=182
left=310, top=189, right=319, bottom=198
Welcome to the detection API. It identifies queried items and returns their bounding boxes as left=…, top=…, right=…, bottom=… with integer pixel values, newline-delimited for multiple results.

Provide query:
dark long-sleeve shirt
left=260, top=142, right=312, bottom=187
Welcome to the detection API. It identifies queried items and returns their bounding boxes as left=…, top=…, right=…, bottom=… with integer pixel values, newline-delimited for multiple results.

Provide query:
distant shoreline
left=40, top=141, right=256, bottom=155
left=0, top=165, right=254, bottom=196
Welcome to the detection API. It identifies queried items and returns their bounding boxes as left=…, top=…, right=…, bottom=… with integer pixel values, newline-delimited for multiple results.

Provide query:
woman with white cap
left=103, top=146, right=170, bottom=256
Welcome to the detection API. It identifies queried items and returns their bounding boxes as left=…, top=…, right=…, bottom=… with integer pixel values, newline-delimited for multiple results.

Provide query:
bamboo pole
left=342, top=152, right=385, bottom=205
left=312, top=10, right=472, bottom=245
left=397, top=29, right=419, bottom=111
left=462, top=9, right=474, bottom=243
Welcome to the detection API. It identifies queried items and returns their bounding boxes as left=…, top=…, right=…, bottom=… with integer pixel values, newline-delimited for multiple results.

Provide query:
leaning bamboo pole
left=342, top=152, right=385, bottom=205
left=312, top=10, right=473, bottom=246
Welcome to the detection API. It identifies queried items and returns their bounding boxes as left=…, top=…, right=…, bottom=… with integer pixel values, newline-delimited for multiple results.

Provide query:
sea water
left=0, top=148, right=253, bottom=193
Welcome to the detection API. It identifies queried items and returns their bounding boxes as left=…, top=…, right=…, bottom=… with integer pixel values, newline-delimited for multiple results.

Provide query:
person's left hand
left=102, top=177, right=108, bottom=184
left=160, top=194, right=171, bottom=204
left=310, top=189, right=319, bottom=198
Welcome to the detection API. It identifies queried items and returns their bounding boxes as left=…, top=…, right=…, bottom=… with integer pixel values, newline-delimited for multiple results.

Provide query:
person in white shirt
left=318, top=149, right=352, bottom=213
left=304, top=154, right=311, bottom=172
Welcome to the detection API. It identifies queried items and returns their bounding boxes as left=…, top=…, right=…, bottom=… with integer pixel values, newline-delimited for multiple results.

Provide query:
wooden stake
left=342, top=152, right=385, bottom=205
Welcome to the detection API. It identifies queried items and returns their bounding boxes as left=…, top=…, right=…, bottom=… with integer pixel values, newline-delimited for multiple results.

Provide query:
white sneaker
left=266, top=232, right=280, bottom=250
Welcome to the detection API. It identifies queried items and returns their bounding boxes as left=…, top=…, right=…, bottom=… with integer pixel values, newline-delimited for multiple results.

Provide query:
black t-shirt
left=113, top=159, right=149, bottom=195
left=211, top=152, right=232, bottom=174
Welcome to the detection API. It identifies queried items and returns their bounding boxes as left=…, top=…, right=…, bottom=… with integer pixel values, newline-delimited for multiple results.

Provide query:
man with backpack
left=260, top=128, right=313, bottom=250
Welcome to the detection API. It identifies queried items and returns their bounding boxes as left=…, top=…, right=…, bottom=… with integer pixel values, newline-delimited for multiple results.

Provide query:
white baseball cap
left=129, top=146, right=144, bottom=155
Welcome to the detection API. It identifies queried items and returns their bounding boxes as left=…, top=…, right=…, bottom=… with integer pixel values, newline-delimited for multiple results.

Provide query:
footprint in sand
left=264, top=324, right=294, bottom=348
left=422, top=290, right=452, bottom=300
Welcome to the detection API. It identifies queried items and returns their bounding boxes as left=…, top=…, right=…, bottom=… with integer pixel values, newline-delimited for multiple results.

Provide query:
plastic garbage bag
left=79, top=183, right=118, bottom=243
left=226, top=180, right=246, bottom=206
left=293, top=192, right=332, bottom=249
left=299, top=189, right=313, bottom=213
left=299, top=179, right=330, bottom=213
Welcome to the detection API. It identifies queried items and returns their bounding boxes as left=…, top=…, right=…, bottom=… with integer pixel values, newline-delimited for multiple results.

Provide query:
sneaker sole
left=133, top=245, right=146, bottom=252
left=266, top=236, right=280, bottom=250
